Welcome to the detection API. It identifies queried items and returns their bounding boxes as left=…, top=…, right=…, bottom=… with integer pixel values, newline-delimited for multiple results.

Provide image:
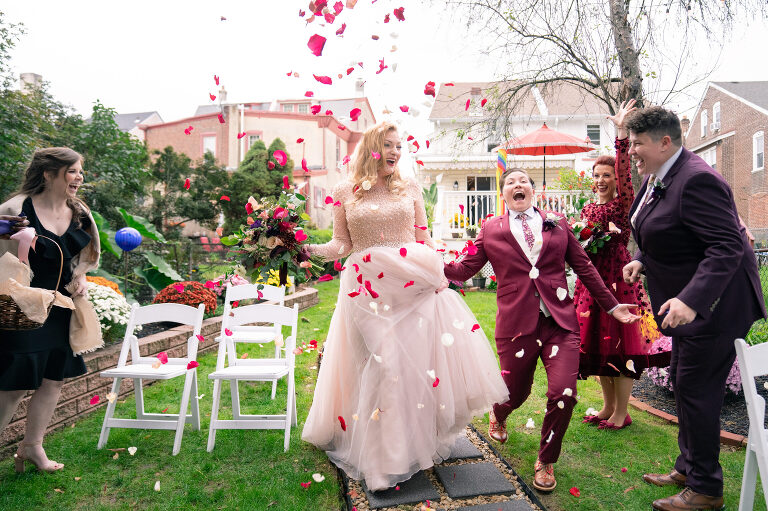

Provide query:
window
left=587, top=124, right=600, bottom=155
left=701, top=147, right=717, bottom=171
left=754, top=131, right=765, bottom=171
left=701, top=110, right=708, bottom=138
left=465, top=176, right=496, bottom=226
left=202, top=135, right=216, bottom=157
left=335, top=138, right=341, bottom=165
left=297, top=103, right=309, bottom=114
left=713, top=102, right=721, bottom=124
left=282, top=103, right=294, bottom=113
left=247, top=134, right=261, bottom=150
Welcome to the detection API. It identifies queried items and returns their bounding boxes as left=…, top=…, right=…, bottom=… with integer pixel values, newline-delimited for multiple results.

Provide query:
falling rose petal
left=267, top=161, right=275, bottom=170
left=399, top=105, right=409, bottom=113
left=404, top=280, right=414, bottom=288
left=348, top=291, right=360, bottom=298
left=307, top=34, right=327, bottom=56
left=297, top=138, right=304, bottom=143
left=376, top=59, right=388, bottom=74
left=445, top=82, right=455, bottom=86
left=626, top=359, right=636, bottom=373
left=214, top=75, right=219, bottom=85
left=357, top=274, right=363, bottom=284
left=556, top=287, right=568, bottom=301
left=324, top=12, right=335, bottom=23
left=237, top=132, right=246, bottom=139
left=384, top=13, right=390, bottom=22
left=346, top=67, right=355, bottom=75
left=549, top=346, right=559, bottom=358
left=270, top=150, right=286, bottom=166
left=300, top=482, right=311, bottom=489
left=414, top=224, right=427, bottom=231
left=305, top=91, right=314, bottom=97
left=286, top=70, right=293, bottom=76
left=318, top=274, right=334, bottom=282
left=224, top=328, right=233, bottom=337
left=426, top=140, right=430, bottom=148
left=371, top=408, right=381, bottom=421
left=325, top=109, right=334, bottom=115
left=334, top=260, right=345, bottom=271
left=90, top=395, right=100, bottom=405
left=411, top=140, right=420, bottom=152
left=283, top=176, right=290, bottom=189
left=361, top=180, right=372, bottom=190
left=459, top=204, right=465, bottom=214
left=302, top=158, right=309, bottom=172
left=569, top=487, right=581, bottom=497
left=334, top=201, right=341, bottom=207
left=325, top=195, right=334, bottom=204
left=452, top=319, right=465, bottom=329
left=349, top=108, right=362, bottom=121
left=465, top=99, right=471, bottom=111
left=377, top=272, right=384, bottom=279
left=362, top=254, right=371, bottom=263
left=529, top=267, right=540, bottom=279
left=218, top=113, right=225, bottom=124
left=580, top=310, right=591, bottom=317
left=364, top=280, right=379, bottom=298
left=441, top=333, right=455, bottom=347
left=196, top=334, right=206, bottom=343
left=557, top=400, right=565, bottom=409
left=312, top=473, right=326, bottom=483
left=314, top=74, right=333, bottom=85
left=336, top=23, right=347, bottom=36
left=515, top=349, right=525, bottom=358
left=174, top=283, right=185, bottom=293
left=311, top=104, right=322, bottom=115
left=106, top=392, right=117, bottom=403
left=157, top=352, right=169, bottom=364
left=338, top=415, right=347, bottom=431
left=371, top=152, right=381, bottom=160
left=399, top=247, right=407, bottom=257
left=563, top=387, right=573, bottom=396
left=209, top=93, right=217, bottom=102
left=154, top=481, right=161, bottom=492
left=184, top=178, right=191, bottom=190
left=393, top=6, right=405, bottom=20
left=471, top=324, right=480, bottom=332
left=433, top=377, right=440, bottom=388
left=338, top=124, right=347, bottom=131
left=187, top=361, right=199, bottom=370
left=501, top=370, right=511, bottom=376
left=372, top=35, right=380, bottom=41
left=424, top=81, right=436, bottom=97
left=481, top=98, right=488, bottom=107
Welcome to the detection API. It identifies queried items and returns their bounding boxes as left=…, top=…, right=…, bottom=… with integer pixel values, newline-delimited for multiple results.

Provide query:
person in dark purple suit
left=623, top=106, right=766, bottom=511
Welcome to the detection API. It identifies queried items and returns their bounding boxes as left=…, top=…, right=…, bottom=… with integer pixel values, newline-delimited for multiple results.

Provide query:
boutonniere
left=650, top=180, right=667, bottom=201
left=542, top=212, right=563, bottom=232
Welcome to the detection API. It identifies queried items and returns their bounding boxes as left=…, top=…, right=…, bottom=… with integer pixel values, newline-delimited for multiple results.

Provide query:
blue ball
left=115, top=227, right=142, bottom=252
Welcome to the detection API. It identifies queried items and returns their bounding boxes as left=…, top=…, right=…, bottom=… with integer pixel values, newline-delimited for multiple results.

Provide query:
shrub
left=87, top=283, right=136, bottom=344
left=87, top=275, right=122, bottom=295
left=647, top=336, right=742, bottom=395
left=153, top=281, right=217, bottom=314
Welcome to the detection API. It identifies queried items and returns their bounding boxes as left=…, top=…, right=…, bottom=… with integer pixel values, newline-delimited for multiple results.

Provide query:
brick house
left=142, top=90, right=376, bottom=229
left=113, top=111, right=163, bottom=141
left=684, top=81, right=768, bottom=242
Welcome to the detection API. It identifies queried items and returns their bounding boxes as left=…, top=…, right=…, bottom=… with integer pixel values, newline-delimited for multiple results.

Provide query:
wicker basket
left=0, top=235, right=63, bottom=331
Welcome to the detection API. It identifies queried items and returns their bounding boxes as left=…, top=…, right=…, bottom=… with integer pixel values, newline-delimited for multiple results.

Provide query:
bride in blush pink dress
left=302, top=122, right=508, bottom=491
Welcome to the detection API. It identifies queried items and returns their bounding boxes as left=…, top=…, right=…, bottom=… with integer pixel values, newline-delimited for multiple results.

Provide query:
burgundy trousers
left=493, top=313, right=580, bottom=464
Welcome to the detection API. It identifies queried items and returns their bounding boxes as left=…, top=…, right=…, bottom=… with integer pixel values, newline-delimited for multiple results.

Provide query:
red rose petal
left=569, top=487, right=580, bottom=497
left=295, top=229, right=308, bottom=242
left=432, top=377, right=440, bottom=388
left=334, top=260, right=345, bottom=271
left=621, top=467, right=628, bottom=473
left=399, top=105, right=409, bottom=112
left=90, top=395, right=100, bottom=405
left=377, top=272, right=384, bottom=279
left=364, top=280, right=379, bottom=299
left=214, top=75, right=219, bottom=85
left=297, top=138, right=304, bottom=143
left=324, top=12, right=335, bottom=24
left=399, top=247, right=407, bottom=257
left=305, top=91, right=314, bottom=97
left=349, top=108, right=362, bottom=121
left=311, top=104, right=322, bottom=115
left=426, top=140, right=430, bottom=148
left=338, top=415, right=347, bottom=431
left=217, top=113, right=225, bottom=124
left=283, top=176, right=290, bottom=189
left=184, top=178, right=191, bottom=190
left=225, top=328, right=233, bottom=336
left=314, top=74, right=333, bottom=85
left=371, top=151, right=381, bottom=159
left=273, top=150, right=287, bottom=166
left=481, top=98, right=488, bottom=107
left=318, top=274, right=334, bottom=282
left=414, top=225, right=427, bottom=230
left=404, top=280, right=414, bottom=288
left=376, top=58, right=388, bottom=74
left=424, top=81, right=436, bottom=97
left=186, top=361, right=199, bottom=370
left=268, top=161, right=275, bottom=170
left=346, top=67, right=354, bottom=75
left=307, top=34, right=327, bottom=56
left=471, top=324, right=480, bottom=332
left=362, top=253, right=371, bottom=263
left=352, top=263, right=359, bottom=272
left=445, top=82, right=454, bottom=86
left=302, top=158, right=309, bottom=172
left=245, top=202, right=254, bottom=214
left=465, top=99, right=471, bottom=111
left=157, top=352, right=168, bottom=364
left=459, top=204, right=465, bottom=214
left=196, top=334, right=205, bottom=342
left=411, top=140, right=420, bottom=152
left=356, top=274, right=363, bottom=284
left=347, top=291, right=360, bottom=297
left=336, top=23, right=347, bottom=36
left=415, top=160, right=424, bottom=166
left=338, top=124, right=346, bottom=131
left=393, top=7, right=405, bottom=21
left=300, top=482, right=311, bottom=489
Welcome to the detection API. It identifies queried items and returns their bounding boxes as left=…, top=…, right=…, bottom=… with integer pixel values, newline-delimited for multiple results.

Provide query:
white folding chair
left=735, top=338, right=768, bottom=510
left=207, top=299, right=299, bottom=452
left=97, top=302, right=206, bottom=455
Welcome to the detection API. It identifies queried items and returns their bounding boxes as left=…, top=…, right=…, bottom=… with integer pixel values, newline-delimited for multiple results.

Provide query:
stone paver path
left=341, top=426, right=546, bottom=510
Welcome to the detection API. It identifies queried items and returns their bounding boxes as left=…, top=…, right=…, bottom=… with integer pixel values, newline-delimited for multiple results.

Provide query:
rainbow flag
left=496, top=149, right=507, bottom=215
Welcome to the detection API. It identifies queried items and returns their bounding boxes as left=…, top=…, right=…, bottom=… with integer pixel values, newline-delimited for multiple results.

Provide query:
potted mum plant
left=471, top=271, right=486, bottom=289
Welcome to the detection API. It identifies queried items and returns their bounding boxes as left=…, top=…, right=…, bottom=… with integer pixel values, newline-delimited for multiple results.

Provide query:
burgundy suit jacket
left=630, top=147, right=766, bottom=337
left=444, top=209, right=619, bottom=339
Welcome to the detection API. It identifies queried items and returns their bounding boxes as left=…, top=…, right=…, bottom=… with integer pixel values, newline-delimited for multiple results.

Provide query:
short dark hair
left=500, top=167, right=535, bottom=189
left=625, top=106, right=682, bottom=146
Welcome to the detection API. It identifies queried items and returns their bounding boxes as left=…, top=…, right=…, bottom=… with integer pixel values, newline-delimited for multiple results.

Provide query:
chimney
left=680, top=115, right=690, bottom=146
left=355, top=79, right=365, bottom=97
left=218, top=86, right=227, bottom=103
left=19, top=73, right=42, bottom=94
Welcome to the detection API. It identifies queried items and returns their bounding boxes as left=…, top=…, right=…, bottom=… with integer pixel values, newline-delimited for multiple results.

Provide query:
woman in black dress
left=0, top=148, right=101, bottom=472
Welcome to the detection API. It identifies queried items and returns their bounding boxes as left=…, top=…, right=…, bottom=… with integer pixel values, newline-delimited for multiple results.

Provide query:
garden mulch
left=630, top=373, right=768, bottom=438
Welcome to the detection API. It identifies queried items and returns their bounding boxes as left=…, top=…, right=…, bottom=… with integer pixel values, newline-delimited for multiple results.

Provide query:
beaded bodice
left=309, top=178, right=433, bottom=261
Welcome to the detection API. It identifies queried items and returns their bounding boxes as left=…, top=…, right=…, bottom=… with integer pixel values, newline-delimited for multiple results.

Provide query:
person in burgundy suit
left=444, top=167, right=639, bottom=492
left=622, top=106, right=765, bottom=511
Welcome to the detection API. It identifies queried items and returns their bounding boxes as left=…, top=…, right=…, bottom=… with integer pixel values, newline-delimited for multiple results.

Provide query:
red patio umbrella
left=497, top=123, right=595, bottom=189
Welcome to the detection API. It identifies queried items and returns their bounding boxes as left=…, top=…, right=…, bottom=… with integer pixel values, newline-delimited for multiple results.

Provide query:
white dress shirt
left=508, top=207, right=550, bottom=316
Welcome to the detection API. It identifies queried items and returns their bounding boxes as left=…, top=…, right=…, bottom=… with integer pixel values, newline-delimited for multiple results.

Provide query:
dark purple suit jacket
left=630, top=147, right=766, bottom=337
left=444, top=209, right=619, bottom=339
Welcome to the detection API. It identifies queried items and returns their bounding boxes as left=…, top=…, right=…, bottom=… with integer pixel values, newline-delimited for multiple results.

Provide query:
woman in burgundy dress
left=575, top=99, right=670, bottom=430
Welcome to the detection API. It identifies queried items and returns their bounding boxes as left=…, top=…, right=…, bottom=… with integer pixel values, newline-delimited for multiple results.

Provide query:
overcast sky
left=3, top=1, right=767, bottom=140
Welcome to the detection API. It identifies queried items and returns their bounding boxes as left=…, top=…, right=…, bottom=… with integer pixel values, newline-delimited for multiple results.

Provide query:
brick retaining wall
left=0, top=286, right=318, bottom=457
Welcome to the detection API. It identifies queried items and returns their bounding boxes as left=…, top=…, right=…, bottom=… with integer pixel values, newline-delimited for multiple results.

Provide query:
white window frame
left=202, top=135, right=216, bottom=157
left=297, top=103, right=308, bottom=114
left=701, top=110, right=708, bottom=138
left=586, top=124, right=601, bottom=156
left=754, top=131, right=765, bottom=172
left=247, top=134, right=261, bottom=150
left=713, top=102, right=721, bottom=124
left=281, top=103, right=294, bottom=113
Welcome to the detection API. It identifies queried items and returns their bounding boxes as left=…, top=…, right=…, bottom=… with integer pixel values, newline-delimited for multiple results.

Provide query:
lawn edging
left=0, top=285, right=318, bottom=458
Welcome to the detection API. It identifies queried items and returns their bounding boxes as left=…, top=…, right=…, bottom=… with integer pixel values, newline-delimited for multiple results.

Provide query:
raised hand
left=606, top=99, right=637, bottom=139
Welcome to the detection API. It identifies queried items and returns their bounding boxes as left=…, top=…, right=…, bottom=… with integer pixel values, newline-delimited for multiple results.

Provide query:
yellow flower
left=254, top=269, right=293, bottom=287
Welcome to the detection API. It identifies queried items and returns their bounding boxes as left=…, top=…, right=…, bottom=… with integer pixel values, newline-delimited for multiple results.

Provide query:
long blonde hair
left=349, top=122, right=408, bottom=202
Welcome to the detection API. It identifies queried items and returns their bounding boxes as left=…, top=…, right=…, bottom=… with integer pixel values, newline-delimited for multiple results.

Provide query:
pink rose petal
left=273, top=150, right=287, bottom=166
left=157, top=352, right=168, bottom=364
left=90, top=395, right=100, bottom=405
left=307, top=34, right=327, bottom=56
left=349, top=108, right=362, bottom=121
left=186, top=361, right=199, bottom=370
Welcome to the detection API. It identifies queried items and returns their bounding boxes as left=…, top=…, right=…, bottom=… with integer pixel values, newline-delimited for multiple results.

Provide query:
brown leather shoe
left=488, top=410, right=507, bottom=444
left=532, top=459, right=556, bottom=492
left=652, top=487, right=724, bottom=510
left=643, top=469, right=687, bottom=487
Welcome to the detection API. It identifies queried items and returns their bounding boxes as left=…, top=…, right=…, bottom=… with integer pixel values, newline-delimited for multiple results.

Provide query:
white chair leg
left=292, top=389, right=298, bottom=427
left=207, top=379, right=222, bottom=452
left=190, top=371, right=201, bottom=431
left=271, top=380, right=277, bottom=400
left=230, top=380, right=242, bottom=419
left=284, top=373, right=295, bottom=452
left=173, top=373, right=194, bottom=456
left=134, top=378, right=145, bottom=419
left=97, top=378, right=122, bottom=449
left=738, top=446, right=758, bottom=511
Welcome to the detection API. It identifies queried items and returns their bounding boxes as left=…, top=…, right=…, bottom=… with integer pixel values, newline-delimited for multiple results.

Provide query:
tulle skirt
left=302, top=242, right=508, bottom=490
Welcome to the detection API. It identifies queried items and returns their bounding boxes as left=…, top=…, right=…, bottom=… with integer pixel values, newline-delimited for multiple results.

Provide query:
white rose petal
left=557, top=400, right=565, bottom=409
left=373, top=354, right=382, bottom=363
left=128, top=446, right=137, bottom=456
left=383, top=304, right=391, bottom=311
left=536, top=339, right=542, bottom=346
left=370, top=204, right=379, bottom=210
left=106, top=392, right=117, bottom=403
left=440, top=404, right=445, bottom=410
left=352, top=414, right=359, bottom=421
left=154, top=481, right=161, bottom=492
left=440, top=333, right=455, bottom=347
left=369, top=302, right=378, bottom=313
left=370, top=408, right=381, bottom=420
left=274, top=339, right=284, bottom=348
left=529, top=267, right=539, bottom=279
left=585, top=407, right=597, bottom=416
left=563, top=388, right=573, bottom=397
left=556, top=287, right=568, bottom=301
left=525, top=418, right=535, bottom=429
left=626, top=359, right=636, bottom=373
left=452, top=319, right=465, bottom=330
left=417, top=403, right=425, bottom=409
left=550, top=346, right=559, bottom=358
left=426, top=369, right=436, bottom=379
left=361, top=180, right=372, bottom=190
left=515, top=349, right=525, bottom=358
left=546, top=430, right=555, bottom=443
left=659, top=368, right=668, bottom=377
left=418, top=317, right=423, bottom=328
left=312, top=473, right=325, bottom=483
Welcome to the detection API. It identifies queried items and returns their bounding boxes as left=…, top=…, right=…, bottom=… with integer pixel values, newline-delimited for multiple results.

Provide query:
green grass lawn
left=0, top=282, right=763, bottom=510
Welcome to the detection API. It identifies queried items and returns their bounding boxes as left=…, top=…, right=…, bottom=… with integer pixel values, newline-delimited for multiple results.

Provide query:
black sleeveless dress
left=0, top=197, right=90, bottom=390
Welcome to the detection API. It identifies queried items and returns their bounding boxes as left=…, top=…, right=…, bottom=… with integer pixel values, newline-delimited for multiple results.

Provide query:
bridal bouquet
left=221, top=190, right=323, bottom=285
left=569, top=219, right=612, bottom=254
